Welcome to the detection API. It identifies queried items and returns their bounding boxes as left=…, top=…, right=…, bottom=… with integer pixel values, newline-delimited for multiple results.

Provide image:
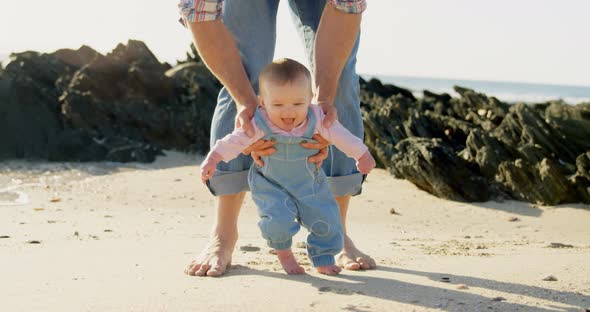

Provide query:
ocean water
left=366, top=75, right=590, bottom=105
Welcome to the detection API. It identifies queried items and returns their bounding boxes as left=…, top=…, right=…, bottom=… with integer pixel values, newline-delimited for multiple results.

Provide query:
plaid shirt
left=178, top=0, right=366, bottom=25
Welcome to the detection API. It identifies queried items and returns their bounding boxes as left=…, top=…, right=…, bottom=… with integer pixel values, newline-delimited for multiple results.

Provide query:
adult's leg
left=335, top=195, right=376, bottom=270
left=185, top=0, right=280, bottom=277
left=185, top=192, right=244, bottom=276
left=287, top=0, right=376, bottom=270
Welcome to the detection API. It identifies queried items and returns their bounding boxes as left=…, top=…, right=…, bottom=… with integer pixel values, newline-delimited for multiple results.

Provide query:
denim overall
left=248, top=108, right=344, bottom=267
left=208, top=0, right=364, bottom=197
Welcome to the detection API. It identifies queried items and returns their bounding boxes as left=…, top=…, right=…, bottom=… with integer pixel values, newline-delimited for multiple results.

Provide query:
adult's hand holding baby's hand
left=356, top=151, right=376, bottom=175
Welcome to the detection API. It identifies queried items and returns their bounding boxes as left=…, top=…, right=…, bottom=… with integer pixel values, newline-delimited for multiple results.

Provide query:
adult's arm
left=186, top=20, right=258, bottom=137
left=314, top=2, right=363, bottom=128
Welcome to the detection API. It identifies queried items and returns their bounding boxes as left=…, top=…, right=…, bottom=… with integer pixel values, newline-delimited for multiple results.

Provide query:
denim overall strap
left=302, top=107, right=316, bottom=139
left=253, top=108, right=274, bottom=136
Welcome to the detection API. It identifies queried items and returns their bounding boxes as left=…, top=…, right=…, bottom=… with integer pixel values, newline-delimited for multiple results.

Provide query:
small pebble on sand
left=508, top=217, right=520, bottom=222
left=456, top=284, right=469, bottom=289
left=542, top=275, right=558, bottom=281
left=547, top=242, right=574, bottom=248
left=239, top=245, right=260, bottom=252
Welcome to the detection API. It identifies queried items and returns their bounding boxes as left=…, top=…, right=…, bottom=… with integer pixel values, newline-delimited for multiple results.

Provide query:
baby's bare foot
left=316, top=264, right=341, bottom=275
left=336, top=235, right=377, bottom=270
left=276, top=249, right=305, bottom=274
left=184, top=235, right=235, bottom=277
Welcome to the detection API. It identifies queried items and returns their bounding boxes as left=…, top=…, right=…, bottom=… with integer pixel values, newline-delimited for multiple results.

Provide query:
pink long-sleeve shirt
left=209, top=105, right=368, bottom=163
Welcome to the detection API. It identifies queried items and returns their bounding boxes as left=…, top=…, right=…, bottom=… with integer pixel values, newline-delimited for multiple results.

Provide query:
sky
left=1, top=0, right=589, bottom=86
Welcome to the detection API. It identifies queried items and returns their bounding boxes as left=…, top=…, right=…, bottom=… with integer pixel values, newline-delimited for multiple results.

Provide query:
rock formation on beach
left=0, top=40, right=219, bottom=162
left=360, top=79, right=590, bottom=205
left=1, top=40, right=588, bottom=205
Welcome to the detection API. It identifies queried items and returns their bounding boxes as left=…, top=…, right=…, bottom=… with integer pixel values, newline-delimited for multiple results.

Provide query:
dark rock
left=0, top=51, right=70, bottom=159
left=2, top=42, right=588, bottom=205
left=360, top=77, right=415, bottom=101
left=406, top=110, right=475, bottom=150
left=544, top=101, right=590, bottom=156
left=571, top=152, right=590, bottom=203
left=493, top=103, right=578, bottom=164
left=423, top=89, right=451, bottom=103
left=460, top=129, right=515, bottom=178
left=390, top=138, right=490, bottom=202
left=362, top=95, right=412, bottom=167
left=51, top=45, right=100, bottom=67
left=575, top=152, right=590, bottom=180
left=60, top=40, right=215, bottom=154
left=361, top=80, right=588, bottom=204
left=451, top=86, right=509, bottom=126
left=0, top=40, right=218, bottom=162
left=496, top=158, right=575, bottom=205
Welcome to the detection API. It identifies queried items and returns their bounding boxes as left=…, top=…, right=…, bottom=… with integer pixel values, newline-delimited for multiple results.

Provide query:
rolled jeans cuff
left=268, top=239, right=292, bottom=251
left=206, top=170, right=249, bottom=196
left=311, top=254, right=335, bottom=267
left=206, top=170, right=365, bottom=197
left=327, top=173, right=365, bottom=197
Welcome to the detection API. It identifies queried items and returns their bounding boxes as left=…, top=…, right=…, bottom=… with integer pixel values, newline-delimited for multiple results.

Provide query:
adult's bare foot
left=276, top=248, right=305, bottom=275
left=336, top=235, right=377, bottom=270
left=184, top=235, right=236, bottom=277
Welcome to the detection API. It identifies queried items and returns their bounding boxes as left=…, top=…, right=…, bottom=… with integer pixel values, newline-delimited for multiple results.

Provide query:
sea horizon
left=363, top=74, right=590, bottom=105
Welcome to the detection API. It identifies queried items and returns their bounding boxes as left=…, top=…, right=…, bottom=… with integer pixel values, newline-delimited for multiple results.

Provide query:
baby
left=201, top=58, right=376, bottom=275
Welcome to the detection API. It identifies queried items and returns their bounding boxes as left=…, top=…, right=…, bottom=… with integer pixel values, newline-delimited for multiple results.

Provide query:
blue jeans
left=208, top=0, right=363, bottom=197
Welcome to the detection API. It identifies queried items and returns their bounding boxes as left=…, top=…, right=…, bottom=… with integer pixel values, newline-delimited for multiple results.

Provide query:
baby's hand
left=356, top=151, right=376, bottom=174
left=200, top=153, right=221, bottom=184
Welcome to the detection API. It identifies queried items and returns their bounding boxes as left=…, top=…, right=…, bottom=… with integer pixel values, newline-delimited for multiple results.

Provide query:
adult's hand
left=243, top=139, right=276, bottom=167
left=235, top=105, right=256, bottom=138
left=318, top=100, right=338, bottom=129
left=301, top=133, right=330, bottom=168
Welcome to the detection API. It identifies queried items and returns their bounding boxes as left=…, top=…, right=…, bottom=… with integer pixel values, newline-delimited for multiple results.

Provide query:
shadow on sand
left=226, top=265, right=588, bottom=312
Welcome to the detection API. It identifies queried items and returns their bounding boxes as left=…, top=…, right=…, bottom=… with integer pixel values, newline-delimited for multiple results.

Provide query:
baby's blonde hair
left=258, top=58, right=311, bottom=96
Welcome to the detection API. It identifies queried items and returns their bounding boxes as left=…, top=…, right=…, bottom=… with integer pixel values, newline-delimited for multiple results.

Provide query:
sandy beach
left=1, top=151, right=589, bottom=312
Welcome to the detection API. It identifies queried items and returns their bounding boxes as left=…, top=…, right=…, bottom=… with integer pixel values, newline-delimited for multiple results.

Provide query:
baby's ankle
left=275, top=249, right=305, bottom=275
left=316, top=264, right=341, bottom=275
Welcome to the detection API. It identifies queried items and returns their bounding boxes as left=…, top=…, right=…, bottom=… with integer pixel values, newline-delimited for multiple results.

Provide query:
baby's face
left=259, top=75, right=312, bottom=131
